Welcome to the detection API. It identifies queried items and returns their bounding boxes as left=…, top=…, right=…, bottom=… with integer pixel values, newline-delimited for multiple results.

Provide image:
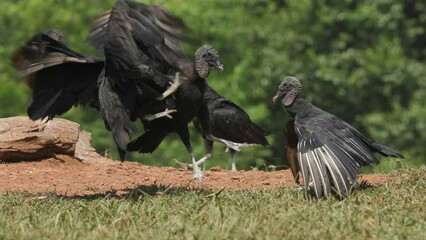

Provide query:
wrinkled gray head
left=272, top=76, right=302, bottom=106
left=195, top=45, right=224, bottom=78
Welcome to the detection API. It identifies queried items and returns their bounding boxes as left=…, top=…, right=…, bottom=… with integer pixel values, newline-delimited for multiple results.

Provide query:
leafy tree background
left=0, top=0, right=424, bottom=172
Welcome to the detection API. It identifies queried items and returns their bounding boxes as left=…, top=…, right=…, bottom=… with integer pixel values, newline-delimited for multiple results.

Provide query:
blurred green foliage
left=0, top=0, right=424, bottom=172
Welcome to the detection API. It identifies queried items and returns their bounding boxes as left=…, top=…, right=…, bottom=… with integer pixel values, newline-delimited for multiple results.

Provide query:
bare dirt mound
left=0, top=155, right=390, bottom=197
left=0, top=117, right=391, bottom=197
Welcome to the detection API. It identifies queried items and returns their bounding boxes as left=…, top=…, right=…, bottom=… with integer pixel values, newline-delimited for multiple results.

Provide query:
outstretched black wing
left=294, top=110, right=381, bottom=199
left=275, top=76, right=404, bottom=199
left=89, top=0, right=190, bottom=74
left=11, top=30, right=103, bottom=121
left=91, top=0, right=192, bottom=157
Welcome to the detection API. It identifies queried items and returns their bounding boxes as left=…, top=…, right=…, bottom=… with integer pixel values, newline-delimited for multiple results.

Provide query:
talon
left=193, top=171, right=203, bottom=180
left=143, top=108, right=177, bottom=121
left=156, top=72, right=181, bottom=101
left=163, top=108, right=177, bottom=119
left=175, top=159, right=192, bottom=170
left=192, top=160, right=204, bottom=180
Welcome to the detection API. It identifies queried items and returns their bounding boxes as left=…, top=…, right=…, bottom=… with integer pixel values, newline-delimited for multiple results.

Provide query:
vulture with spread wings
left=94, top=0, right=224, bottom=180
left=91, top=0, right=223, bottom=179
left=12, top=0, right=224, bottom=180
left=273, top=76, right=404, bottom=199
left=11, top=26, right=176, bottom=161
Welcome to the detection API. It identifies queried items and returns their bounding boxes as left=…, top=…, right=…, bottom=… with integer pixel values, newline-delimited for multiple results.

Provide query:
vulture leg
left=177, top=125, right=203, bottom=180
left=206, top=135, right=243, bottom=152
left=195, top=138, right=213, bottom=167
left=285, top=120, right=300, bottom=184
left=143, top=108, right=177, bottom=121
left=195, top=153, right=211, bottom=168
left=230, top=149, right=237, bottom=172
left=176, top=152, right=211, bottom=170
left=191, top=150, right=203, bottom=180
left=155, top=72, right=181, bottom=101
left=174, top=139, right=212, bottom=170
left=226, top=142, right=257, bottom=151
left=114, top=138, right=127, bottom=161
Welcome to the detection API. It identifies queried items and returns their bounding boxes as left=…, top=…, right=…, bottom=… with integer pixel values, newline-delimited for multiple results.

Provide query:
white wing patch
left=296, top=137, right=362, bottom=199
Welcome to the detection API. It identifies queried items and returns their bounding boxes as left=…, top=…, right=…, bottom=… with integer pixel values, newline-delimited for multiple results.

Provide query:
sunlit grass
left=361, top=155, right=424, bottom=174
left=0, top=167, right=424, bottom=239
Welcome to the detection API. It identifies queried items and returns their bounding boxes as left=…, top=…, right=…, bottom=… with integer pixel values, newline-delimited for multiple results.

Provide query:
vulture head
left=195, top=45, right=224, bottom=78
left=273, top=76, right=302, bottom=106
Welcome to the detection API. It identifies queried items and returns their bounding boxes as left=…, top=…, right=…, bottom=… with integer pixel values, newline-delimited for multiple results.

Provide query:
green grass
left=0, top=167, right=425, bottom=240
left=361, top=155, right=425, bottom=174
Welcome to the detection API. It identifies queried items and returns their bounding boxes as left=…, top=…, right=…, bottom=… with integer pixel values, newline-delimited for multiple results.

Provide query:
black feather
left=193, top=84, right=269, bottom=168
left=88, top=0, right=224, bottom=174
left=11, top=30, right=103, bottom=121
left=127, top=129, right=168, bottom=153
left=275, top=76, right=404, bottom=199
left=13, top=0, right=223, bottom=172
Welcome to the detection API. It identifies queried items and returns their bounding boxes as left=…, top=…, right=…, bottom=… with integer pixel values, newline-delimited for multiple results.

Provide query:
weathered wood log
left=75, top=131, right=107, bottom=163
left=0, top=117, right=80, bottom=162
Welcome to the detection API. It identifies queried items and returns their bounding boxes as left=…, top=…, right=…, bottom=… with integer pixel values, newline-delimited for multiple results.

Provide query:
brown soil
left=0, top=154, right=391, bottom=197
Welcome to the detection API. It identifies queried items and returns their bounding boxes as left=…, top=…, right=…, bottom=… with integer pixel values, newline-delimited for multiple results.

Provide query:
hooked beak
left=272, top=95, right=278, bottom=103
left=214, top=61, right=224, bottom=74
left=272, top=91, right=284, bottom=103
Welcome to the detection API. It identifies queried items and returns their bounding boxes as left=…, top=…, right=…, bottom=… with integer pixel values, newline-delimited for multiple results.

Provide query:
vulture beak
left=272, top=95, right=278, bottom=103
left=272, top=91, right=284, bottom=103
left=214, top=61, right=224, bottom=74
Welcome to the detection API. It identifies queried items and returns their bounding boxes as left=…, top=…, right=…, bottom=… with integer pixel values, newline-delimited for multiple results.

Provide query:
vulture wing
left=93, top=0, right=191, bottom=158
left=196, top=85, right=269, bottom=145
left=89, top=0, right=190, bottom=74
left=294, top=110, right=381, bottom=199
left=11, top=30, right=103, bottom=121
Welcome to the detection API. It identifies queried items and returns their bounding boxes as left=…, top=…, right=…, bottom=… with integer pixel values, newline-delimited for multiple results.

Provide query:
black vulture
left=273, top=76, right=404, bottom=199
left=90, top=0, right=224, bottom=179
left=89, top=0, right=190, bottom=161
left=12, top=1, right=223, bottom=177
left=11, top=29, right=177, bottom=160
left=186, top=84, right=269, bottom=171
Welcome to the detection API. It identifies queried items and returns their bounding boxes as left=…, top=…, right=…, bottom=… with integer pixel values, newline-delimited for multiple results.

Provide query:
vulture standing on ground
left=273, top=76, right=404, bottom=199
left=91, top=0, right=224, bottom=179
left=187, top=84, right=269, bottom=171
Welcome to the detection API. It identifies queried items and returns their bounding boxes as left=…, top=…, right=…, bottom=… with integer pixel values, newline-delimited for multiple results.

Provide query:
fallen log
left=0, top=117, right=79, bottom=162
